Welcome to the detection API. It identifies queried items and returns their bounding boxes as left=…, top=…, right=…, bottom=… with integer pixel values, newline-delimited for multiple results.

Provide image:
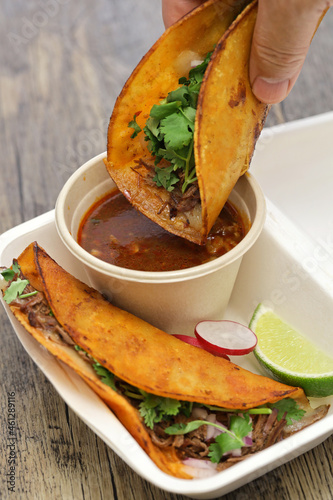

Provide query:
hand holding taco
left=162, top=0, right=331, bottom=103
left=105, top=0, right=267, bottom=244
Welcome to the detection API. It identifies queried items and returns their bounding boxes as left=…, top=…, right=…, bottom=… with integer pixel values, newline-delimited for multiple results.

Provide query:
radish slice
left=173, top=334, right=230, bottom=360
left=195, top=320, right=257, bottom=356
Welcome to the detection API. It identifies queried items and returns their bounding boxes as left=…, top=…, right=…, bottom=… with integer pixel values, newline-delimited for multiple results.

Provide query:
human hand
left=161, top=0, right=331, bottom=104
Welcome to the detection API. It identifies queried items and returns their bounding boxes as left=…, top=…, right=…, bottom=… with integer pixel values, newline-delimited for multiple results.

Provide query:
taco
left=105, top=0, right=268, bottom=244
left=1, top=242, right=329, bottom=478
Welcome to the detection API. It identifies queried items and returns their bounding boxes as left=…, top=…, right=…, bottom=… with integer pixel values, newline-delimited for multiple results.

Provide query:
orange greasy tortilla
left=16, top=242, right=301, bottom=409
left=195, top=1, right=267, bottom=234
left=105, top=0, right=264, bottom=244
left=10, top=295, right=188, bottom=478
left=7, top=242, right=308, bottom=478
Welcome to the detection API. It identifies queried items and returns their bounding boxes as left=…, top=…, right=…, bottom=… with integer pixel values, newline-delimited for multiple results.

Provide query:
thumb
left=162, top=0, right=205, bottom=28
left=250, top=0, right=329, bottom=104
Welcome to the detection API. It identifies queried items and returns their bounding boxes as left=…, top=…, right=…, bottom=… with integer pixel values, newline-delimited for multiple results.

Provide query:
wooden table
left=1, top=1, right=332, bottom=499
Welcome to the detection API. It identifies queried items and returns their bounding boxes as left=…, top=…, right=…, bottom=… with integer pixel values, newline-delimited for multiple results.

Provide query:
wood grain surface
left=1, top=1, right=332, bottom=499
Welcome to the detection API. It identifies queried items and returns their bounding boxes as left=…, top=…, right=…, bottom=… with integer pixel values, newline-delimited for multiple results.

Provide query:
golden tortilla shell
left=10, top=295, right=187, bottom=478
left=105, top=0, right=263, bottom=244
left=17, top=242, right=301, bottom=409
left=195, top=1, right=267, bottom=233
left=7, top=242, right=308, bottom=478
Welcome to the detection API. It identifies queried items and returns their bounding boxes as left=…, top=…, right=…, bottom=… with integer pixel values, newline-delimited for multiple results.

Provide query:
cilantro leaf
left=128, top=114, right=142, bottom=138
left=160, top=113, right=193, bottom=150
left=165, top=413, right=253, bottom=463
left=153, top=165, right=179, bottom=191
left=1, top=261, right=20, bottom=281
left=127, top=52, right=212, bottom=193
left=157, top=147, right=186, bottom=167
left=150, top=101, right=182, bottom=120
left=165, top=414, right=253, bottom=463
left=181, top=106, right=196, bottom=126
left=139, top=404, right=160, bottom=429
left=208, top=442, right=225, bottom=463
left=165, top=420, right=201, bottom=435
left=144, top=116, right=161, bottom=139
left=3, top=279, right=29, bottom=304
left=143, top=124, right=163, bottom=157
left=1, top=268, right=16, bottom=281
left=269, top=398, right=306, bottom=425
left=139, top=393, right=182, bottom=429
left=159, top=397, right=182, bottom=416
left=167, top=86, right=190, bottom=106
left=188, top=50, right=213, bottom=82
left=208, top=414, right=252, bottom=463
left=12, top=261, right=20, bottom=274
left=92, top=363, right=117, bottom=391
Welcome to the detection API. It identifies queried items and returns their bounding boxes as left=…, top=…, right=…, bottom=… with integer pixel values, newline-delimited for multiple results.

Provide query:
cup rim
left=55, top=152, right=266, bottom=283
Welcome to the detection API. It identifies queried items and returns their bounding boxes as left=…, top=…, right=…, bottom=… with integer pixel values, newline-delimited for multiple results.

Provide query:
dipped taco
left=1, top=242, right=329, bottom=478
left=105, top=0, right=268, bottom=244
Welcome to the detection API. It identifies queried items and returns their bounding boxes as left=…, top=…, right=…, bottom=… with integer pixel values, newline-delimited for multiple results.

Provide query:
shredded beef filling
left=145, top=408, right=287, bottom=471
left=9, top=273, right=75, bottom=347
left=132, top=158, right=200, bottom=216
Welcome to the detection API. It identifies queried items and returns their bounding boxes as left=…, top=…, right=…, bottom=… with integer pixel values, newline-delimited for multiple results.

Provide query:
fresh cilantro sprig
left=139, top=392, right=182, bottom=429
left=93, top=362, right=117, bottom=391
left=74, top=345, right=118, bottom=391
left=208, top=413, right=252, bottom=463
left=1, top=262, right=38, bottom=304
left=165, top=413, right=253, bottom=462
left=268, top=398, right=306, bottom=425
left=209, top=414, right=252, bottom=462
left=3, top=279, right=30, bottom=303
left=128, top=51, right=212, bottom=193
left=1, top=261, right=20, bottom=280
left=128, top=114, right=142, bottom=139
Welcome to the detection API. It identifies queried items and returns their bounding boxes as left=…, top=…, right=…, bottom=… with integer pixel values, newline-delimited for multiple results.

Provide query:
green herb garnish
left=1, top=261, right=20, bottom=281
left=128, top=51, right=212, bottom=192
left=138, top=392, right=182, bottom=429
left=1, top=262, right=38, bottom=304
left=92, top=362, right=117, bottom=391
left=165, top=413, right=253, bottom=462
left=269, top=398, right=306, bottom=425
left=3, top=279, right=29, bottom=304
left=208, top=414, right=253, bottom=462
left=128, top=113, right=142, bottom=138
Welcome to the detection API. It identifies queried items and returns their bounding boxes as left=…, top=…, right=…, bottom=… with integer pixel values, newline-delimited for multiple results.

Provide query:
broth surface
left=78, top=190, right=247, bottom=272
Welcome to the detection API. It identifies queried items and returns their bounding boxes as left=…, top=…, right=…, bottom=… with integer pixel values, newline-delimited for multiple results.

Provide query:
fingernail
left=252, top=77, right=290, bottom=104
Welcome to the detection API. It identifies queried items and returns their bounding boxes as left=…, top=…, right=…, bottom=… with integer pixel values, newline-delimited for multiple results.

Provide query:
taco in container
left=1, top=242, right=329, bottom=478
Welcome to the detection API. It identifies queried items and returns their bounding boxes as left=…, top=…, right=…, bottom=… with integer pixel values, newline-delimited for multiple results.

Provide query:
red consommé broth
left=77, top=189, right=248, bottom=272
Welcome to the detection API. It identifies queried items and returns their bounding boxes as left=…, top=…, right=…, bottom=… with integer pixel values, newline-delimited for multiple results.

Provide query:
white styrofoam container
left=251, top=110, right=333, bottom=279
left=1, top=113, right=333, bottom=498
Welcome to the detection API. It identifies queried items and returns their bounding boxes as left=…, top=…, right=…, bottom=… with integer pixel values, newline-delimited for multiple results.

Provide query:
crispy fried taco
left=105, top=0, right=268, bottom=244
left=1, top=242, right=329, bottom=478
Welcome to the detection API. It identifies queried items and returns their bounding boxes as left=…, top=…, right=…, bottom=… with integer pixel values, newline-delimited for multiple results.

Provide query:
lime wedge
left=249, top=304, right=333, bottom=397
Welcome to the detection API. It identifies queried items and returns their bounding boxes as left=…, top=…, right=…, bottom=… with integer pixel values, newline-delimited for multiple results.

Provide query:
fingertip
left=251, top=77, right=290, bottom=104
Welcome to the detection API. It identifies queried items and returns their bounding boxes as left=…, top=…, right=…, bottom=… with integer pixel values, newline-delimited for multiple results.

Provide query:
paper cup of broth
left=55, top=152, right=266, bottom=335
